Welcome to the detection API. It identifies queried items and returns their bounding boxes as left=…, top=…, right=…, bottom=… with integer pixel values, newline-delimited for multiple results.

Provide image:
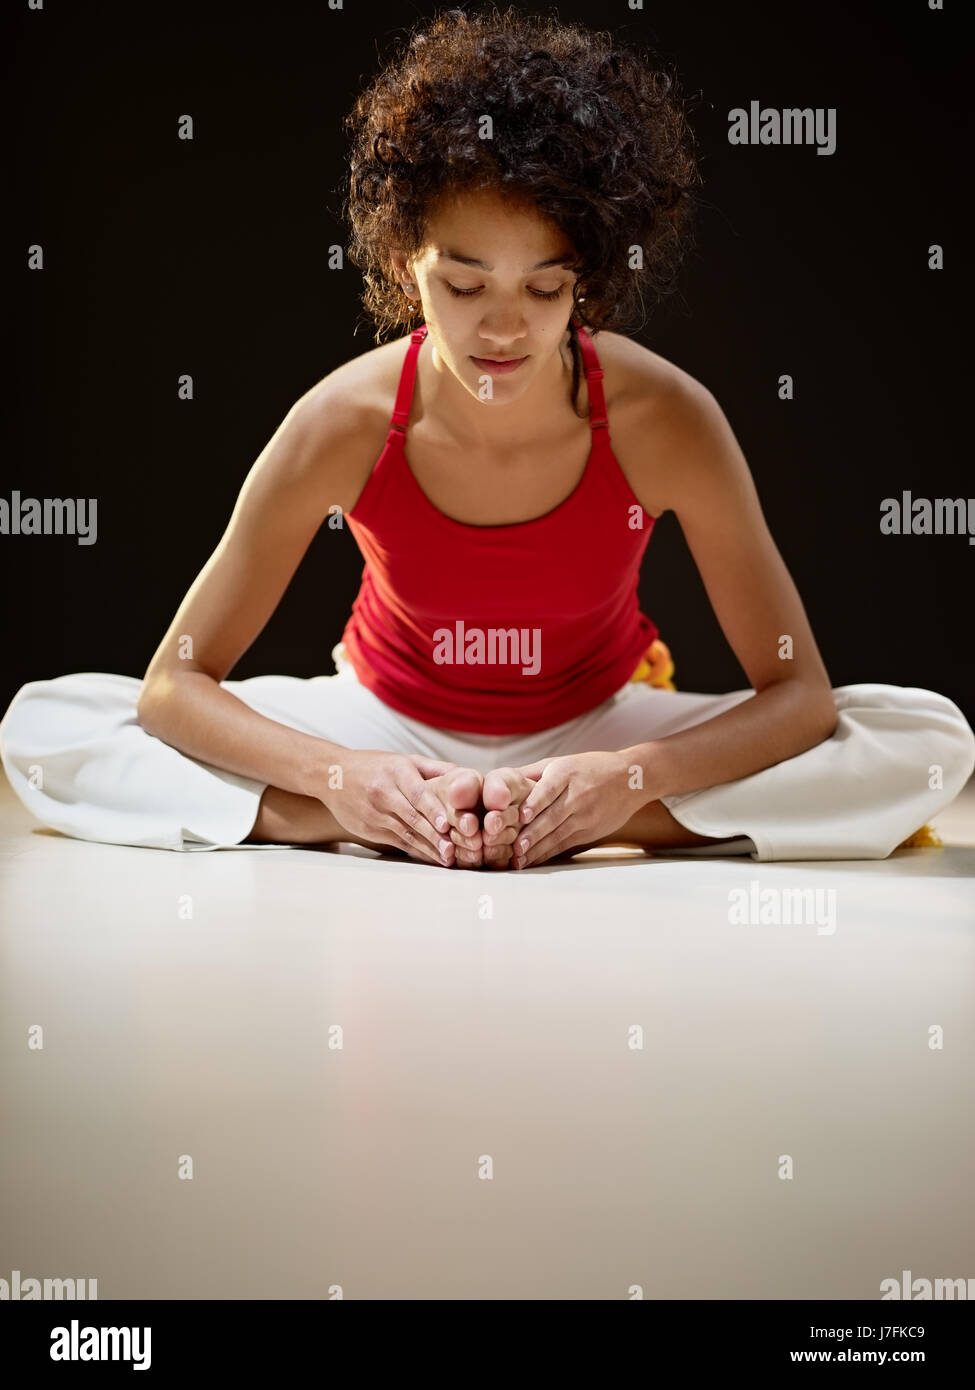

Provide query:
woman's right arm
left=136, top=380, right=356, bottom=795
left=135, top=381, right=455, bottom=861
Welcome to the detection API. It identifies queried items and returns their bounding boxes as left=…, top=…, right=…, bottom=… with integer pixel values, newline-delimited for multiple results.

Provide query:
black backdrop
left=4, top=0, right=972, bottom=725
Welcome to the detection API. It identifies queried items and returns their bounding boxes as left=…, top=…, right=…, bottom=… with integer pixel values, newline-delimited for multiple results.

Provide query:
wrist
left=616, top=740, right=665, bottom=801
left=302, top=740, right=358, bottom=806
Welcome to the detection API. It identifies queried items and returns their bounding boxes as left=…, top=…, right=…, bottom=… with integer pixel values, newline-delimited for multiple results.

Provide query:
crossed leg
left=477, top=767, right=736, bottom=868
left=246, top=768, right=486, bottom=866
left=246, top=764, right=732, bottom=867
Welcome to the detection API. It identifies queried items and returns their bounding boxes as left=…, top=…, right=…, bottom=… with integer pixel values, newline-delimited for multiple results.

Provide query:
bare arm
left=620, top=374, right=839, bottom=800
left=137, top=374, right=470, bottom=865
left=136, top=381, right=355, bottom=799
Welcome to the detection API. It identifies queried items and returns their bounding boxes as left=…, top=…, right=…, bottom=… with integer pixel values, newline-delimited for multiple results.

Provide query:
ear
left=389, top=250, right=411, bottom=281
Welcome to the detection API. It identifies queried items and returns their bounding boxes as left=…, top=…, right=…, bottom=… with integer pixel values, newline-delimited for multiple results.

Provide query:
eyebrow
left=436, top=249, right=574, bottom=272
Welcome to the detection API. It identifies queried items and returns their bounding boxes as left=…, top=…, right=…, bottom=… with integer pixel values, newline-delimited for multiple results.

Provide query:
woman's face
left=395, top=189, right=580, bottom=400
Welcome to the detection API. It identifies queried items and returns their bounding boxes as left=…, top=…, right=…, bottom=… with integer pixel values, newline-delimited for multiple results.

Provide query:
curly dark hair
left=341, top=4, right=701, bottom=415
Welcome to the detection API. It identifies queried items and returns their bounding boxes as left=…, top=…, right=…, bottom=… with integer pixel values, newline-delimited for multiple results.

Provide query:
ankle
left=598, top=798, right=739, bottom=850
left=246, top=785, right=343, bottom=845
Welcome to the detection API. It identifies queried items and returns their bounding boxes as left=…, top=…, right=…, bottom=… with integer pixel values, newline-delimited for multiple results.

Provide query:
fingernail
left=518, top=838, right=529, bottom=854
left=522, top=806, right=533, bottom=822
left=436, top=815, right=448, bottom=833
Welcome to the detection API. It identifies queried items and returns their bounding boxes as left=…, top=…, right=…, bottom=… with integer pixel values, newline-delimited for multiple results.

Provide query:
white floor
left=1, top=769, right=973, bottom=1300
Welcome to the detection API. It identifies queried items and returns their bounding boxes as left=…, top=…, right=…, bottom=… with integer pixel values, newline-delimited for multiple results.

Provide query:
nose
left=477, top=308, right=529, bottom=349
left=477, top=333, right=528, bottom=356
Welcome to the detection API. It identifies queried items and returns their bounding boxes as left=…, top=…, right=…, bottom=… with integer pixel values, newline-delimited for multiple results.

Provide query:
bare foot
left=425, top=767, right=485, bottom=868
left=480, top=767, right=536, bottom=870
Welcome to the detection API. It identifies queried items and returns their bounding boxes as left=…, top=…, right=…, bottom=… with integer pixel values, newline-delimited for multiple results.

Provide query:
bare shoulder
left=287, top=335, right=410, bottom=511
left=594, top=330, right=717, bottom=519
left=594, top=329, right=706, bottom=408
left=293, top=332, right=408, bottom=429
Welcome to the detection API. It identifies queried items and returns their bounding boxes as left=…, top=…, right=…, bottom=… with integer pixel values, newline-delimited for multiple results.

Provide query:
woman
left=1, top=8, right=972, bottom=869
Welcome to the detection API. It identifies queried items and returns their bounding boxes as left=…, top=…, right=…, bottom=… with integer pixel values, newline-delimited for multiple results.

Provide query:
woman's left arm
left=508, top=373, right=844, bottom=865
left=614, top=373, right=840, bottom=801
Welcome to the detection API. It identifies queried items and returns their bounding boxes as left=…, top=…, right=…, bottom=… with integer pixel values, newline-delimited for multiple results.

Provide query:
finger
left=510, top=760, right=549, bottom=781
left=518, top=770, right=567, bottom=827
left=409, top=755, right=463, bottom=779
left=403, top=779, right=478, bottom=846
left=383, top=788, right=455, bottom=862
left=514, top=822, right=581, bottom=869
left=511, top=793, right=567, bottom=856
left=377, top=812, right=450, bottom=866
left=517, top=817, right=598, bottom=869
left=398, top=772, right=455, bottom=842
left=392, top=812, right=455, bottom=865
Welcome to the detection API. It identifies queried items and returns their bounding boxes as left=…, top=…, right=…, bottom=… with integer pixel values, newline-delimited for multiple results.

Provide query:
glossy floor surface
left=1, top=772, right=973, bottom=1300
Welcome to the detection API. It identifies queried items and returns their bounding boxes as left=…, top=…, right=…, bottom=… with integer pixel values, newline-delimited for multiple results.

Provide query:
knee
left=906, top=686, right=975, bottom=792
left=950, top=707, right=975, bottom=786
left=0, top=674, right=101, bottom=768
left=0, top=679, right=51, bottom=759
left=834, top=682, right=975, bottom=795
left=920, top=687, right=975, bottom=780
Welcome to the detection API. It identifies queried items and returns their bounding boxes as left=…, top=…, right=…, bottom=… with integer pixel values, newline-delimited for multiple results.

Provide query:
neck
left=418, top=327, right=582, bottom=450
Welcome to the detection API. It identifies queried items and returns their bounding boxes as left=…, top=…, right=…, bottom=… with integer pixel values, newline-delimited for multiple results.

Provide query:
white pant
left=1, top=642, right=972, bottom=860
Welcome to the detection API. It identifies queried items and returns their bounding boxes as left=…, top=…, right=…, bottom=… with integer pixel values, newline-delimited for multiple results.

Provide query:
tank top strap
left=574, top=325, right=609, bottom=431
left=389, top=324, right=428, bottom=435
left=389, top=322, right=608, bottom=434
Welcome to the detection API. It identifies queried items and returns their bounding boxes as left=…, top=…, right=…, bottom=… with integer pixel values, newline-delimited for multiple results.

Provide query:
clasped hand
left=435, top=750, right=643, bottom=870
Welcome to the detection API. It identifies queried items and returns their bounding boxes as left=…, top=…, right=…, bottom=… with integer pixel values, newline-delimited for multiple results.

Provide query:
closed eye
left=445, top=283, right=565, bottom=301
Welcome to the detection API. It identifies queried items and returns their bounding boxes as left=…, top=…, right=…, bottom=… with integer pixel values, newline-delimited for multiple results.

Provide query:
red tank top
left=339, top=324, right=660, bottom=734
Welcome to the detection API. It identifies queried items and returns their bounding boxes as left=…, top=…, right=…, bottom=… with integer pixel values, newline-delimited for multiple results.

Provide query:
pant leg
left=0, top=662, right=451, bottom=853
left=546, top=680, right=975, bottom=862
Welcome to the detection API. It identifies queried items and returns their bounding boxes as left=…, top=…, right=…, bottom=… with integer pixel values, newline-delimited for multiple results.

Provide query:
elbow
left=810, top=690, right=839, bottom=741
left=791, top=690, right=838, bottom=757
left=761, top=679, right=838, bottom=744
left=136, top=679, right=169, bottom=736
left=135, top=687, right=156, bottom=735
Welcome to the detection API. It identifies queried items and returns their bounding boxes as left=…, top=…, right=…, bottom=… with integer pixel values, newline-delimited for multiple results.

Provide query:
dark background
left=3, top=0, right=972, bottom=722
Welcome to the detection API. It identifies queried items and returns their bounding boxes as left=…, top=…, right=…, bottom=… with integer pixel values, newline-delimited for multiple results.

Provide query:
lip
left=470, top=355, right=528, bottom=374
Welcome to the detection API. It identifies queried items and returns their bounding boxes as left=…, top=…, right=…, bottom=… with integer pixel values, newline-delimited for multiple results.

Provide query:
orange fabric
left=627, top=636, right=675, bottom=691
